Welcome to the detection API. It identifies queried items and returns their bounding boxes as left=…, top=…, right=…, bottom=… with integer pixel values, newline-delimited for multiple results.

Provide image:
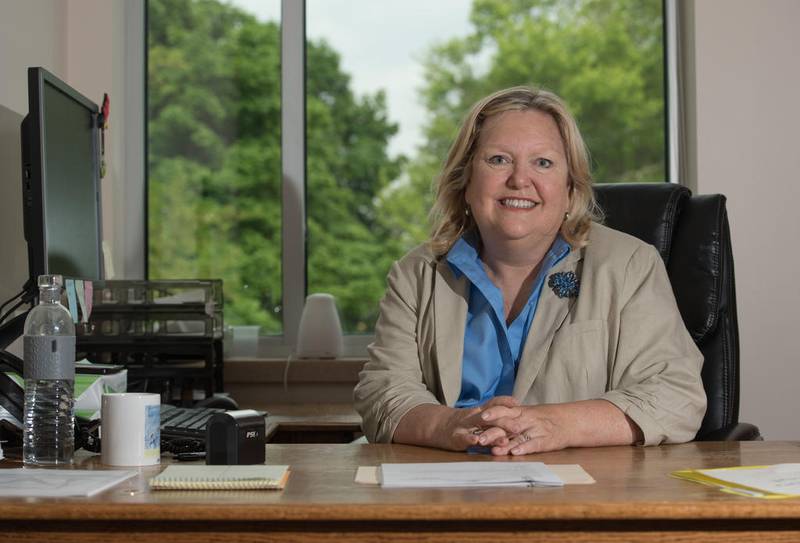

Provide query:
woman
left=354, top=86, right=705, bottom=455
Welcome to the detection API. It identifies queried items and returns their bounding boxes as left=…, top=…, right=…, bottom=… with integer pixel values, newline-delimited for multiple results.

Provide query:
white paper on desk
left=379, top=462, right=564, bottom=488
left=697, top=464, right=800, bottom=496
left=0, top=469, right=137, bottom=497
left=357, top=464, right=593, bottom=485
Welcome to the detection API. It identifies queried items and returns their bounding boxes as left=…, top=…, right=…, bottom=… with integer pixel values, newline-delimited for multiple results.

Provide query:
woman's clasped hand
left=472, top=397, right=568, bottom=455
left=435, top=396, right=521, bottom=451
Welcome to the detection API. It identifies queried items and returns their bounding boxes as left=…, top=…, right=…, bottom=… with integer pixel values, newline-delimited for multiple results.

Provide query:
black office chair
left=594, top=183, right=761, bottom=441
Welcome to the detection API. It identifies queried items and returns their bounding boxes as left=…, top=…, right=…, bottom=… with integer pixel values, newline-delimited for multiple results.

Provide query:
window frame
left=135, top=0, right=683, bottom=359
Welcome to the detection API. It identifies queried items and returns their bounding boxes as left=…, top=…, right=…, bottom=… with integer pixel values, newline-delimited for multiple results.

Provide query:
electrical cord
left=0, top=350, right=23, bottom=374
left=282, top=352, right=294, bottom=393
left=0, top=313, right=27, bottom=351
left=76, top=419, right=102, bottom=453
left=0, top=279, right=35, bottom=327
left=0, top=289, right=24, bottom=318
left=0, top=299, right=27, bottom=327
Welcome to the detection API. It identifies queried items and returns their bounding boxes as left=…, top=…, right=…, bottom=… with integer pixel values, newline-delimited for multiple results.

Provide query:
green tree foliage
left=418, top=0, right=665, bottom=183
left=148, top=0, right=282, bottom=331
left=148, top=0, right=665, bottom=335
left=148, top=0, right=401, bottom=333
left=305, top=43, right=403, bottom=333
left=380, top=0, right=666, bottom=252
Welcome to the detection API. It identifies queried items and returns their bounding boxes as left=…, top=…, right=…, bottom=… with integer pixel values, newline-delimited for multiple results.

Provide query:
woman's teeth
left=500, top=198, right=536, bottom=209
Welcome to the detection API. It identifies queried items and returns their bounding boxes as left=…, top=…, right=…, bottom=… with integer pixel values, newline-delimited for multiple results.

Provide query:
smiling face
left=465, top=108, right=571, bottom=252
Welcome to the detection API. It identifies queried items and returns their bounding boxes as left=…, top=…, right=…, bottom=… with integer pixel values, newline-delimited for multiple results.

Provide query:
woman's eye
left=535, top=158, right=554, bottom=169
left=486, top=155, right=509, bottom=166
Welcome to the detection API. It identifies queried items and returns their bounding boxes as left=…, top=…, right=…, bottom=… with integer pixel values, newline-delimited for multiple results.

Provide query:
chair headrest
left=667, top=194, right=731, bottom=343
left=594, top=183, right=691, bottom=263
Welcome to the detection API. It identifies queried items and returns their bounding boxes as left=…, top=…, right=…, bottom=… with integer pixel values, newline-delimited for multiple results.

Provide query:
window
left=147, top=0, right=675, bottom=356
left=147, top=0, right=283, bottom=334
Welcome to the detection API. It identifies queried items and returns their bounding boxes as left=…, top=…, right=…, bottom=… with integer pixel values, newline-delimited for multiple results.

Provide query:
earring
left=465, top=206, right=471, bottom=217
left=564, top=212, right=570, bottom=221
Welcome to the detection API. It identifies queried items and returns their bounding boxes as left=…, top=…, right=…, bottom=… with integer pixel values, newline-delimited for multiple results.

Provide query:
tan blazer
left=354, top=223, right=706, bottom=446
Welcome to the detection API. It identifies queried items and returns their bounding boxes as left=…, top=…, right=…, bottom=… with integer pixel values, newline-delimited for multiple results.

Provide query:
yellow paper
left=672, top=465, right=800, bottom=499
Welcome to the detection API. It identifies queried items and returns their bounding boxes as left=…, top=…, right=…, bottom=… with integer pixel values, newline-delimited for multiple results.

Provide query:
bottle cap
left=38, top=274, right=63, bottom=289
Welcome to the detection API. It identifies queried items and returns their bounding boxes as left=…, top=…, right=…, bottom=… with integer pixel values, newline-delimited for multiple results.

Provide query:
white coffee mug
left=101, top=393, right=161, bottom=466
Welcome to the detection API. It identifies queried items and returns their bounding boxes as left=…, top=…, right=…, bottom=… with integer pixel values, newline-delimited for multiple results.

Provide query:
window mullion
left=281, top=0, right=306, bottom=348
left=665, top=0, right=683, bottom=184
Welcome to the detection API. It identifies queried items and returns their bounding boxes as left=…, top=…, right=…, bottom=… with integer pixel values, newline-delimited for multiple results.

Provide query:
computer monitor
left=20, top=67, right=103, bottom=289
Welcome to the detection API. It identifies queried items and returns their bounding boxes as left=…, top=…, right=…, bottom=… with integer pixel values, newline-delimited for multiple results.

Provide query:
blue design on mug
left=144, top=404, right=161, bottom=455
left=548, top=271, right=580, bottom=298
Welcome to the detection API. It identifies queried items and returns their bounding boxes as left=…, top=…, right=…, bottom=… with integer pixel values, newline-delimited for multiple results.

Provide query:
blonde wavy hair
left=428, top=86, right=601, bottom=256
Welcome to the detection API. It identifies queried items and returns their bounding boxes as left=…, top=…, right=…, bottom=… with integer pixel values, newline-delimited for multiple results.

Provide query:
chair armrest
left=695, top=422, right=762, bottom=441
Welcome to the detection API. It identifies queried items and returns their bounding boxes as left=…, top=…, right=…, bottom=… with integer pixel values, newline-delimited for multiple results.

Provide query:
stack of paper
left=0, top=469, right=136, bottom=497
left=149, top=465, right=290, bottom=490
left=672, top=463, right=800, bottom=499
left=379, top=462, right=564, bottom=488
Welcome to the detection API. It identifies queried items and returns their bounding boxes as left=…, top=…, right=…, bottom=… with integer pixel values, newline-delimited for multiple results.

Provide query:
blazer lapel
left=434, top=259, right=469, bottom=406
left=512, top=247, right=584, bottom=399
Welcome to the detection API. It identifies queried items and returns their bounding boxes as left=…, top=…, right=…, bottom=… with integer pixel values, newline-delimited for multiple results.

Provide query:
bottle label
left=23, top=336, right=76, bottom=381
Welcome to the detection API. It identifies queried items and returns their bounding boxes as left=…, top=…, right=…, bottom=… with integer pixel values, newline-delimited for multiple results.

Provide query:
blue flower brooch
left=548, top=271, right=580, bottom=298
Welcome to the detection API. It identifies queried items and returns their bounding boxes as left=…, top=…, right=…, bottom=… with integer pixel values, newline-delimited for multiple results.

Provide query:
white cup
left=101, top=393, right=161, bottom=466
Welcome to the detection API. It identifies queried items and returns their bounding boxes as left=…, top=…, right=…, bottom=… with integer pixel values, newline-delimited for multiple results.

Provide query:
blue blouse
left=446, top=234, right=570, bottom=408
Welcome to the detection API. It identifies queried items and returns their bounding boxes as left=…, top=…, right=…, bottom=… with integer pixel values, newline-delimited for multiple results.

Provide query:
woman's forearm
left=392, top=404, right=456, bottom=449
left=554, top=399, right=643, bottom=447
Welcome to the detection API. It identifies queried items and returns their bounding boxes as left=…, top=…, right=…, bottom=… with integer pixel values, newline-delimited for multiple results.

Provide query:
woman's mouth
left=499, top=198, right=538, bottom=209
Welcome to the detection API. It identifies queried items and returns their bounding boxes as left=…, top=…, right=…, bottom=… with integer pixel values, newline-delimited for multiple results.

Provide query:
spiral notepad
left=149, top=465, right=290, bottom=490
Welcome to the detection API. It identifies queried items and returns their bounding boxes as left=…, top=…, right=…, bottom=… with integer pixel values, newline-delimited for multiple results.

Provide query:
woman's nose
left=506, top=163, right=532, bottom=189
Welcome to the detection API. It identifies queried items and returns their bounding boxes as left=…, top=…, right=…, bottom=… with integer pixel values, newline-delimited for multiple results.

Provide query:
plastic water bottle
left=23, top=275, right=76, bottom=465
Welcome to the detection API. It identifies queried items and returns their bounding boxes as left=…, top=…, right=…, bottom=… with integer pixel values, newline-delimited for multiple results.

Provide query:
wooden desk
left=261, top=403, right=363, bottom=443
left=3, top=441, right=800, bottom=542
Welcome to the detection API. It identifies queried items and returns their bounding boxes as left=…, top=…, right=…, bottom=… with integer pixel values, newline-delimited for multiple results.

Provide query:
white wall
left=0, top=1, right=66, bottom=112
left=690, top=0, right=800, bottom=439
left=0, top=103, right=27, bottom=305
left=61, top=0, right=146, bottom=280
left=0, top=0, right=67, bottom=304
left=0, top=0, right=142, bottom=307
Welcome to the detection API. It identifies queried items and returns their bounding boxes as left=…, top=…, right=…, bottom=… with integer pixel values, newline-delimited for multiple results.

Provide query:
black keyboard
left=160, top=404, right=226, bottom=440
